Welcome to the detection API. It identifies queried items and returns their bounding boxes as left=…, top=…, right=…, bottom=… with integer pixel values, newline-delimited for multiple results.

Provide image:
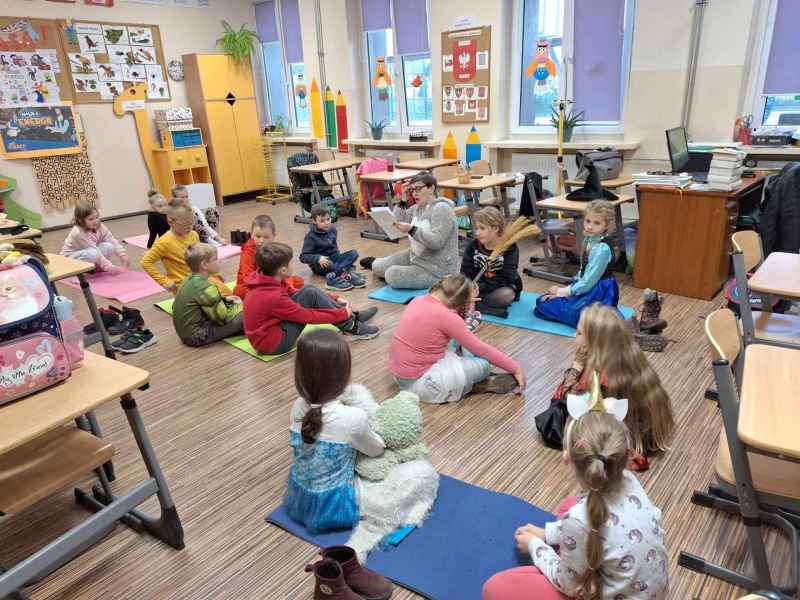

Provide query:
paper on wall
left=106, top=44, right=133, bottom=64
left=78, top=33, right=106, bottom=55
left=147, top=78, right=169, bottom=100
left=73, top=73, right=101, bottom=93
left=96, top=63, right=122, bottom=81
left=132, top=46, right=157, bottom=65
left=122, top=0, right=166, bottom=4
left=123, top=63, right=147, bottom=81
left=41, top=50, right=61, bottom=74
left=476, top=51, right=489, bottom=70
left=145, top=64, right=164, bottom=82
left=173, top=0, right=210, bottom=7
left=128, top=26, right=154, bottom=46
left=100, top=80, right=124, bottom=99
left=68, top=53, right=97, bottom=74
left=102, top=25, right=129, bottom=45
left=442, top=54, right=453, bottom=73
left=76, top=23, right=104, bottom=36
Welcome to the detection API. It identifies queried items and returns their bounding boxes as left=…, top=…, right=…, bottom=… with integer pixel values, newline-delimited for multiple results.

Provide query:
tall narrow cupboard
left=183, top=54, right=267, bottom=204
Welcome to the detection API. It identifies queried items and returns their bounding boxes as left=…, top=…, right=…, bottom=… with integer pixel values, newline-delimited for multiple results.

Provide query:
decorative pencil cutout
left=309, top=78, right=324, bottom=139
left=472, top=217, right=541, bottom=283
left=324, top=85, right=337, bottom=149
left=465, top=125, right=481, bottom=165
left=336, top=91, right=349, bottom=152
left=443, top=131, right=457, bottom=159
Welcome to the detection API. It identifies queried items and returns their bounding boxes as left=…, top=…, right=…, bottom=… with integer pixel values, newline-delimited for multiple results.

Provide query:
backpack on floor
left=0, top=258, right=71, bottom=405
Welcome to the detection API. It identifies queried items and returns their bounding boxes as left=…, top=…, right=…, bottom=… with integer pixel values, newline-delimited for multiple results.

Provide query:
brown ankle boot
left=306, top=559, right=362, bottom=600
left=319, top=546, right=393, bottom=600
left=639, top=288, right=667, bottom=333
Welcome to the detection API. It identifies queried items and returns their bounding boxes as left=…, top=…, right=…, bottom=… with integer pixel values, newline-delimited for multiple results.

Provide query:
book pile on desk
left=707, top=148, right=746, bottom=191
left=632, top=172, right=692, bottom=187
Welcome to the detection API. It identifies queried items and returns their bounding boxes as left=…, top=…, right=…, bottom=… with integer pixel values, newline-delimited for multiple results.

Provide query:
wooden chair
left=679, top=309, right=800, bottom=595
left=315, top=148, right=347, bottom=196
left=467, top=159, right=511, bottom=217
left=432, top=165, right=459, bottom=201
left=731, top=231, right=800, bottom=350
left=397, top=151, right=422, bottom=163
left=524, top=173, right=574, bottom=278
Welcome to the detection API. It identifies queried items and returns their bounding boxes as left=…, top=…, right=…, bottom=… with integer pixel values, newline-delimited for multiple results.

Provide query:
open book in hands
left=368, top=206, right=405, bottom=240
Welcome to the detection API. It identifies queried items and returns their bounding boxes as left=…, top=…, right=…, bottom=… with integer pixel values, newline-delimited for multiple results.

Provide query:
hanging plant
left=216, top=21, right=261, bottom=65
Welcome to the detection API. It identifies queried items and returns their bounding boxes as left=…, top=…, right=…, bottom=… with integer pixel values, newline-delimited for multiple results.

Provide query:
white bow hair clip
left=566, top=371, right=628, bottom=423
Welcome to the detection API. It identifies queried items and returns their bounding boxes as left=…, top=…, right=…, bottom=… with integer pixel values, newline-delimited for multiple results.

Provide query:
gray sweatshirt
left=403, top=198, right=459, bottom=278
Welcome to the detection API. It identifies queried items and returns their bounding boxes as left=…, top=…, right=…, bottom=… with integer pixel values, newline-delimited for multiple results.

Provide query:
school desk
left=747, top=252, right=800, bottom=308
left=358, top=169, right=422, bottom=243
left=289, top=157, right=363, bottom=224
left=633, top=175, right=766, bottom=300
left=342, top=137, right=441, bottom=158
left=0, top=353, right=184, bottom=597
left=0, top=219, right=42, bottom=242
left=396, top=157, right=460, bottom=171
left=563, top=175, right=634, bottom=191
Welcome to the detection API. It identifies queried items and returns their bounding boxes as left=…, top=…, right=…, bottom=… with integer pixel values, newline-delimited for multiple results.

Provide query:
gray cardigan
left=403, top=198, right=459, bottom=278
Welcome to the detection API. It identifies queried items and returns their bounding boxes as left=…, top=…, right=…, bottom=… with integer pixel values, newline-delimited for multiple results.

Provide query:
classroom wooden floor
left=1, top=198, right=792, bottom=600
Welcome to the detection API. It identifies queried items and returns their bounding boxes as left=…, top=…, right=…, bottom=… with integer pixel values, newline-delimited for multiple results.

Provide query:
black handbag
left=574, top=147, right=622, bottom=181
left=535, top=399, right=569, bottom=449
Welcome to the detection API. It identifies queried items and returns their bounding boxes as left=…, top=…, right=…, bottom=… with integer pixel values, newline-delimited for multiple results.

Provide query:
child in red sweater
left=243, top=242, right=380, bottom=355
left=234, top=215, right=304, bottom=299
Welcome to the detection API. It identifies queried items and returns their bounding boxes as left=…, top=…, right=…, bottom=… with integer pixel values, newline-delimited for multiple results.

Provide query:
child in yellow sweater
left=141, top=203, right=197, bottom=293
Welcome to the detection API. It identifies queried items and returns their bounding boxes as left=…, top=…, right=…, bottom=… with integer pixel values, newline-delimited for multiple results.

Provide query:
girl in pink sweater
left=389, top=274, right=526, bottom=404
left=61, top=201, right=128, bottom=273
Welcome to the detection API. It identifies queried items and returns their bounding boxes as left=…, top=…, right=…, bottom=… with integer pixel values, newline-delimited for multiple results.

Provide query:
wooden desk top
left=636, top=173, right=767, bottom=197
left=438, top=174, right=517, bottom=191
left=358, top=169, right=421, bottom=183
left=0, top=352, right=150, bottom=455
left=0, top=220, right=43, bottom=241
left=397, top=157, right=459, bottom=170
left=45, top=253, right=94, bottom=281
left=537, top=193, right=634, bottom=213
left=565, top=176, right=634, bottom=189
left=289, top=157, right=363, bottom=174
left=748, top=252, right=800, bottom=298
left=738, top=344, right=800, bottom=460
left=342, top=138, right=441, bottom=148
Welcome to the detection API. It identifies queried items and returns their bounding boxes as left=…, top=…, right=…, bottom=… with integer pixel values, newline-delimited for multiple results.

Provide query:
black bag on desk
left=574, top=147, right=622, bottom=181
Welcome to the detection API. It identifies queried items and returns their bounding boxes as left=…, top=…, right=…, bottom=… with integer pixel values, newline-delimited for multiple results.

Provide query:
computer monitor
left=666, top=126, right=690, bottom=174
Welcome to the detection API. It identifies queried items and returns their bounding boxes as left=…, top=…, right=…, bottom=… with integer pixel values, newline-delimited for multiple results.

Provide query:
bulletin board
left=0, top=17, right=73, bottom=106
left=441, top=26, right=491, bottom=124
left=56, top=19, right=170, bottom=104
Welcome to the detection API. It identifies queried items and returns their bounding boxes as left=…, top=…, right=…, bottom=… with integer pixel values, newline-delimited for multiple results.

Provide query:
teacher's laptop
left=666, top=126, right=707, bottom=183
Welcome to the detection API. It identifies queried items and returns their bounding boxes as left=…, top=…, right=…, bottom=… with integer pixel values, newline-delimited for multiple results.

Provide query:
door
left=205, top=101, right=245, bottom=196
left=227, top=57, right=256, bottom=99
left=233, top=98, right=267, bottom=191
left=195, top=54, right=230, bottom=100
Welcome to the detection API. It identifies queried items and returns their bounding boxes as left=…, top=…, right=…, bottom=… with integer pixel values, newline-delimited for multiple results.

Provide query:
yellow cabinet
left=183, top=53, right=265, bottom=204
left=153, top=146, right=212, bottom=199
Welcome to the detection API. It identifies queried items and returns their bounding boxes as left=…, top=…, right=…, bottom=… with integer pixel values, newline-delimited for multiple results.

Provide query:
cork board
left=0, top=17, right=73, bottom=105
left=57, top=19, right=170, bottom=104
left=441, top=26, right=490, bottom=124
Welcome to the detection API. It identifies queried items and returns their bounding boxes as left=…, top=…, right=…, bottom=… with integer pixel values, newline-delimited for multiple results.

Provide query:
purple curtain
left=362, top=0, right=391, bottom=32
left=394, top=0, right=429, bottom=55
left=763, top=0, right=800, bottom=95
left=255, top=1, right=279, bottom=44
left=281, top=0, right=304, bottom=63
left=572, top=0, right=625, bottom=121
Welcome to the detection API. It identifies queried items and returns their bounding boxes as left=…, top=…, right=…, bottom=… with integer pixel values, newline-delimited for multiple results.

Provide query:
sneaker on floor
left=359, top=256, right=375, bottom=270
left=346, top=270, right=367, bottom=288
left=355, top=306, right=378, bottom=323
left=465, top=310, right=482, bottom=332
left=346, top=321, right=380, bottom=341
left=108, top=306, right=144, bottom=335
left=112, top=329, right=157, bottom=354
left=325, top=275, right=354, bottom=291
left=84, top=307, right=120, bottom=335
left=472, top=373, right=518, bottom=395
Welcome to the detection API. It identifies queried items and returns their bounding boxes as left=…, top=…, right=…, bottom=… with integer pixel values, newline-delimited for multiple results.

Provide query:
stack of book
left=707, top=148, right=746, bottom=191
left=633, top=172, right=693, bottom=187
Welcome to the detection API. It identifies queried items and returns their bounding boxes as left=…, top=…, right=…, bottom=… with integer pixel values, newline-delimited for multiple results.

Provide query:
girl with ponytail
left=284, top=329, right=385, bottom=533
left=483, top=399, right=668, bottom=599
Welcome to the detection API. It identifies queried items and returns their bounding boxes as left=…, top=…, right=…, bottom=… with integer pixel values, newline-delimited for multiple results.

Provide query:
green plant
left=274, top=116, right=286, bottom=131
left=216, top=21, right=260, bottom=64
left=549, top=108, right=586, bottom=130
left=364, top=119, right=387, bottom=131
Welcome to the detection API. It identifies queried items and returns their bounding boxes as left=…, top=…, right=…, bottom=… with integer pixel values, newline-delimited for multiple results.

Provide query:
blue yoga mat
left=367, top=285, right=428, bottom=304
left=266, top=474, right=554, bottom=600
left=482, top=291, right=636, bottom=338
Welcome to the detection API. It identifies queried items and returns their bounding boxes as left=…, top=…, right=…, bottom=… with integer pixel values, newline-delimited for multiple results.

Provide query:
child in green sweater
left=173, top=242, right=243, bottom=347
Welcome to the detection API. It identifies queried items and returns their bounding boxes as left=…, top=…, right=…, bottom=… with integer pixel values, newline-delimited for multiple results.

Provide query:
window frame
left=509, top=0, right=635, bottom=135
left=362, top=0, right=432, bottom=134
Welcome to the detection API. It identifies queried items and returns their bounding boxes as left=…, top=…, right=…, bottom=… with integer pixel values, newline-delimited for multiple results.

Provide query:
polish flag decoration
left=453, top=39, right=476, bottom=82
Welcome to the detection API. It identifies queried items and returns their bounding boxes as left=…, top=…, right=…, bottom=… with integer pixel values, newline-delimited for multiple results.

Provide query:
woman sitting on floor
left=360, top=173, right=459, bottom=289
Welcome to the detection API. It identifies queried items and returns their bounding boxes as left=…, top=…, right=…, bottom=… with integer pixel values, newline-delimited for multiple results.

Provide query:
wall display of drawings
left=441, top=25, right=490, bottom=124
left=57, top=19, right=170, bottom=103
left=33, top=132, right=99, bottom=212
left=0, top=17, right=73, bottom=108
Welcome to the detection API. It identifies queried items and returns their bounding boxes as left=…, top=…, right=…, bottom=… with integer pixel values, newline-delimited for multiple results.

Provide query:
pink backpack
left=0, top=258, right=71, bottom=405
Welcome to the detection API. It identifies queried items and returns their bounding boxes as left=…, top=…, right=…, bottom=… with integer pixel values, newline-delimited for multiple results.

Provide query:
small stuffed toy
left=356, top=391, right=429, bottom=481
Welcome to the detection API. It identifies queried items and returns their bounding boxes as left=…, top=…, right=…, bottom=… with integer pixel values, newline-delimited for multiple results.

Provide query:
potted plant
left=549, top=108, right=586, bottom=142
left=274, top=116, right=286, bottom=133
left=365, top=119, right=387, bottom=141
left=217, top=21, right=260, bottom=65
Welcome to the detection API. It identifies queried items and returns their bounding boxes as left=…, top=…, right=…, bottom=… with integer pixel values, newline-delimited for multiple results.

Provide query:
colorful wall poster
left=0, top=103, right=82, bottom=159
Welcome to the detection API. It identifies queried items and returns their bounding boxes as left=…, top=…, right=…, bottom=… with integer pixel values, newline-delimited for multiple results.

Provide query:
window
left=362, top=0, right=432, bottom=132
left=751, top=0, right=800, bottom=127
left=512, top=0, right=634, bottom=132
left=255, top=0, right=307, bottom=132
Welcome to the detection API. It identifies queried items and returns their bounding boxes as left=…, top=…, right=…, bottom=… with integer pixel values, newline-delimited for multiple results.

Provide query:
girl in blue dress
left=534, top=200, right=620, bottom=328
left=285, top=329, right=385, bottom=533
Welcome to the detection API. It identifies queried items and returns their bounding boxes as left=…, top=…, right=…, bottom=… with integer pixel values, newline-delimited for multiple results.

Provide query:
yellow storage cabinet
left=183, top=53, right=267, bottom=204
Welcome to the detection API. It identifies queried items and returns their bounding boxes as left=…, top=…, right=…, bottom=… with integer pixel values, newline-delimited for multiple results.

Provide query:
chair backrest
left=316, top=148, right=336, bottom=162
left=731, top=230, right=763, bottom=272
left=470, top=159, right=492, bottom=176
left=433, top=165, right=459, bottom=199
left=705, top=308, right=741, bottom=363
left=397, top=151, right=421, bottom=163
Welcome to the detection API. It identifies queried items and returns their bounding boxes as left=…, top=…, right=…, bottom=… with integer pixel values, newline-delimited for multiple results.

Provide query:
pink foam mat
left=123, top=234, right=241, bottom=260
left=58, top=269, right=168, bottom=304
